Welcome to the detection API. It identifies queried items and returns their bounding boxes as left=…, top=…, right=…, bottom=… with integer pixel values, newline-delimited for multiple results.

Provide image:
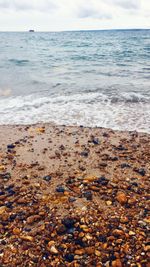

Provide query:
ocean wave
left=0, top=92, right=149, bottom=133
left=9, top=59, right=30, bottom=66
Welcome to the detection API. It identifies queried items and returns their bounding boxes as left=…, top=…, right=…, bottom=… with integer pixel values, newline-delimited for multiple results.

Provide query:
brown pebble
left=112, top=259, right=122, bottom=267
left=20, top=235, right=34, bottom=242
left=116, top=191, right=127, bottom=204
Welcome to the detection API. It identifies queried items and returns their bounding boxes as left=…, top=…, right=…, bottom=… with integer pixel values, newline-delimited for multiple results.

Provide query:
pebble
left=43, top=175, right=51, bottom=182
left=56, top=185, right=65, bottom=193
left=112, top=259, right=122, bottom=267
left=92, top=137, right=100, bottom=145
left=64, top=254, right=74, bottom=262
left=0, top=206, right=6, bottom=215
left=116, top=191, right=127, bottom=204
left=13, top=228, right=21, bottom=235
left=49, top=245, right=58, bottom=255
left=26, top=215, right=41, bottom=224
left=106, top=201, right=112, bottom=206
left=83, top=191, right=93, bottom=200
left=129, top=231, right=136, bottom=236
left=95, top=250, right=101, bottom=256
left=20, top=235, right=34, bottom=242
left=7, top=144, right=15, bottom=149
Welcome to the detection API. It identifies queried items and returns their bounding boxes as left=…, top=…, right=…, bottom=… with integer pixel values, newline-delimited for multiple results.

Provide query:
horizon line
left=0, top=27, right=150, bottom=33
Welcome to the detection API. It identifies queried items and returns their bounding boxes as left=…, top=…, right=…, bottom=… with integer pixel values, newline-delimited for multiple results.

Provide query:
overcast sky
left=0, top=0, right=149, bottom=31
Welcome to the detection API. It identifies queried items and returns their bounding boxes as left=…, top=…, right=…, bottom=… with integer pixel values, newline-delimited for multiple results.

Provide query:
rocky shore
left=0, top=124, right=149, bottom=266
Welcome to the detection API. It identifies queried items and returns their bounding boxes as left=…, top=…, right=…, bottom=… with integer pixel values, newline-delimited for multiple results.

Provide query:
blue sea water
left=0, top=30, right=150, bottom=132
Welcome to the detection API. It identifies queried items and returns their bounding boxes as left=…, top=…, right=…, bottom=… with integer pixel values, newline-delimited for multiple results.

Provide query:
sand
left=0, top=124, right=149, bottom=266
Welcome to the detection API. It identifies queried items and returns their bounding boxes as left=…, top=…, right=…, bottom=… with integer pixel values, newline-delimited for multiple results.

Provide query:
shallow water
left=0, top=30, right=150, bottom=132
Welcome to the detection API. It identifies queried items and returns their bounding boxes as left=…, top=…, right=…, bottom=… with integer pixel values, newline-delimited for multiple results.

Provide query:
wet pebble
left=43, top=175, right=51, bottom=182
left=56, top=185, right=65, bottom=193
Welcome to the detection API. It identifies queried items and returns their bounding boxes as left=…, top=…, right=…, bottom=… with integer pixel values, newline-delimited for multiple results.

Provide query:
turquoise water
left=0, top=30, right=150, bottom=132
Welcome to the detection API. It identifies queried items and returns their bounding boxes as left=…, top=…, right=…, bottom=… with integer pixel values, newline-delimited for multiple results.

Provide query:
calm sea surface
left=0, top=30, right=150, bottom=132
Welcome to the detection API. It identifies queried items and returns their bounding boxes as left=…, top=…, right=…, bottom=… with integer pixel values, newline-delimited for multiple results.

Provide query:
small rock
left=56, top=185, right=65, bottom=193
left=75, top=249, right=85, bottom=255
left=20, top=235, right=34, bottom=242
left=81, top=150, right=89, bottom=157
left=106, top=201, right=112, bottom=206
left=13, top=228, right=21, bottom=235
left=97, top=176, right=109, bottom=186
left=83, top=191, right=93, bottom=200
left=121, top=163, right=131, bottom=168
left=50, top=245, right=58, bottom=255
left=129, top=231, right=136, bottom=236
left=56, top=224, right=67, bottom=235
left=43, top=175, right=51, bottom=182
left=85, top=247, right=95, bottom=255
left=116, top=191, right=127, bottom=204
left=7, top=144, right=15, bottom=149
left=95, top=250, right=101, bottom=257
left=62, top=217, right=75, bottom=229
left=112, top=259, right=122, bottom=267
left=134, top=168, right=146, bottom=176
left=92, top=137, right=100, bottom=145
left=0, top=206, right=6, bottom=215
left=26, top=215, right=41, bottom=224
left=112, top=229, right=124, bottom=237
left=0, top=165, right=5, bottom=171
left=64, top=254, right=74, bottom=262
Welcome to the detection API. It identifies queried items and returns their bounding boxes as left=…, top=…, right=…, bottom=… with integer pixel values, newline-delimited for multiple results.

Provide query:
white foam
left=0, top=92, right=150, bottom=133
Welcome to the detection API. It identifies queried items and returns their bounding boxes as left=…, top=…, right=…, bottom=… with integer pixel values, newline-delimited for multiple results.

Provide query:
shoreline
left=0, top=122, right=150, bottom=134
left=0, top=123, right=149, bottom=266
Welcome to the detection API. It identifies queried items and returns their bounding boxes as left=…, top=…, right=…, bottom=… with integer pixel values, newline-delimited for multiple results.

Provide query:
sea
left=0, top=30, right=150, bottom=133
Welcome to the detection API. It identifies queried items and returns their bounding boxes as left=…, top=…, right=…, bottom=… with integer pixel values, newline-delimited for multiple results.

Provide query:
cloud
left=77, top=6, right=112, bottom=19
left=0, top=0, right=57, bottom=12
left=73, top=0, right=112, bottom=20
left=107, top=0, right=140, bottom=10
left=0, top=0, right=149, bottom=31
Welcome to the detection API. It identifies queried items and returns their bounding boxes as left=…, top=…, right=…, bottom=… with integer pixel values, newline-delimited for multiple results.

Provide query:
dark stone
left=42, top=252, right=50, bottom=260
left=98, top=235, right=107, bottom=243
left=97, top=176, right=109, bottom=186
left=9, top=214, right=17, bottom=221
left=121, top=163, right=131, bottom=168
left=56, top=185, right=65, bottom=193
left=81, top=151, right=89, bottom=157
left=1, top=240, right=7, bottom=245
left=7, top=189, right=16, bottom=196
left=64, top=254, right=74, bottom=262
left=109, top=254, right=116, bottom=261
left=7, top=144, right=15, bottom=150
left=69, top=197, right=76, bottom=202
left=92, top=137, right=100, bottom=145
left=62, top=217, right=76, bottom=229
left=43, top=175, right=51, bottom=182
left=0, top=191, right=5, bottom=196
left=103, top=132, right=109, bottom=137
left=57, top=225, right=67, bottom=235
left=59, top=145, right=65, bottom=150
left=0, top=173, right=11, bottom=181
left=75, top=238, right=85, bottom=247
left=32, top=258, right=38, bottom=263
left=83, top=191, right=93, bottom=200
left=134, top=168, right=146, bottom=176
left=5, top=185, right=14, bottom=191
left=5, top=202, right=13, bottom=209
left=110, top=157, right=118, bottom=161
left=115, top=145, right=127, bottom=151
left=131, top=182, right=138, bottom=187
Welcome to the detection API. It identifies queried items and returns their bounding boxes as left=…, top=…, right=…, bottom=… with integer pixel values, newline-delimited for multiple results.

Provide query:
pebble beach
left=0, top=124, right=149, bottom=266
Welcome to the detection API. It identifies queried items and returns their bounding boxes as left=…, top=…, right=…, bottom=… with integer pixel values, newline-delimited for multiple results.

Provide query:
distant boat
left=29, top=30, right=35, bottom=32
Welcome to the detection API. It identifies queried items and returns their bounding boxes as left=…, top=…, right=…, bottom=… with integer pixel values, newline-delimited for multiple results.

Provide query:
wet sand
left=0, top=124, right=149, bottom=266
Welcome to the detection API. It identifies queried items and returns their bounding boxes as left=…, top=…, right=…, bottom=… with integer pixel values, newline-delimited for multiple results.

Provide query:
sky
left=0, top=0, right=149, bottom=31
